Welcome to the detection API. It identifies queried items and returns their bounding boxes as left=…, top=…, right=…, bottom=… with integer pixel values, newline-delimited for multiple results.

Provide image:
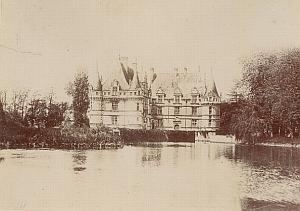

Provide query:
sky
left=0, top=0, right=300, bottom=101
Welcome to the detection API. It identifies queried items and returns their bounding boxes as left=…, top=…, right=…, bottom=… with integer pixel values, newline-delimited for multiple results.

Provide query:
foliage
left=67, top=71, right=90, bottom=127
left=0, top=101, right=6, bottom=126
left=23, top=98, right=67, bottom=129
left=24, top=99, right=48, bottom=128
left=223, top=49, right=300, bottom=143
left=46, top=102, right=68, bottom=128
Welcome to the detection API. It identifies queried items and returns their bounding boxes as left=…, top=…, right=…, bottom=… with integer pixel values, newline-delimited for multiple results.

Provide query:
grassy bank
left=255, top=136, right=300, bottom=148
left=0, top=120, right=123, bottom=150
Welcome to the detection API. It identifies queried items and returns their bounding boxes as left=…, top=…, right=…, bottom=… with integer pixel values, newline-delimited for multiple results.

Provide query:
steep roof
left=130, top=69, right=141, bottom=89
left=102, top=61, right=130, bottom=90
left=95, top=73, right=103, bottom=91
left=205, top=71, right=219, bottom=97
left=151, top=70, right=206, bottom=98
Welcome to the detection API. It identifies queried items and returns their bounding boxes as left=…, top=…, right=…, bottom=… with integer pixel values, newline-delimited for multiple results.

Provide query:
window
left=137, top=102, right=140, bottom=111
left=209, top=106, right=212, bottom=114
left=134, top=92, right=137, bottom=95
left=158, top=95, right=163, bottom=103
left=157, top=107, right=162, bottom=115
left=192, top=119, right=197, bottom=127
left=112, top=102, right=118, bottom=111
left=208, top=119, right=212, bottom=127
left=192, top=107, right=197, bottom=115
left=158, top=119, right=163, bottom=127
left=175, top=95, right=180, bottom=103
left=112, top=86, right=118, bottom=96
left=191, top=95, right=197, bottom=103
left=138, top=91, right=140, bottom=95
left=111, top=116, right=118, bottom=125
left=174, top=106, right=180, bottom=115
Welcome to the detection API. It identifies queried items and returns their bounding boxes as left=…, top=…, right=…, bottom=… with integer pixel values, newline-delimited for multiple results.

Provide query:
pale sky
left=1, top=0, right=300, bottom=101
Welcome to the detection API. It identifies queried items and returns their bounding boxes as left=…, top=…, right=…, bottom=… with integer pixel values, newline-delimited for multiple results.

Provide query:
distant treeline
left=0, top=72, right=123, bottom=149
left=220, top=49, right=300, bottom=143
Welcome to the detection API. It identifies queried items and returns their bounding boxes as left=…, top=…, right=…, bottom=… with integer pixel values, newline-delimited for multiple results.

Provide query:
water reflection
left=229, top=145, right=300, bottom=169
left=141, top=148, right=161, bottom=166
left=226, top=145, right=300, bottom=208
left=72, top=151, right=87, bottom=172
left=0, top=144, right=299, bottom=211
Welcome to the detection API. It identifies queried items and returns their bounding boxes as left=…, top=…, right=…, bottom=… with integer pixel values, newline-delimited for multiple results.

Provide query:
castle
left=88, top=57, right=221, bottom=135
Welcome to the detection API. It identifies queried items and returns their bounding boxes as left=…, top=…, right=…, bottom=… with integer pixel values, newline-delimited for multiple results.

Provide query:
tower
left=200, top=69, right=220, bottom=135
left=96, top=72, right=104, bottom=125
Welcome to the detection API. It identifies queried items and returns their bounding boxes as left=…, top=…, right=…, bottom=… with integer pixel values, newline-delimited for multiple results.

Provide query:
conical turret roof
left=130, top=68, right=141, bottom=89
left=96, top=73, right=103, bottom=91
left=205, top=70, right=219, bottom=97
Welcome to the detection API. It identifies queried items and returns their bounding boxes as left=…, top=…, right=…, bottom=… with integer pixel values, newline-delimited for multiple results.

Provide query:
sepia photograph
left=0, top=0, right=300, bottom=210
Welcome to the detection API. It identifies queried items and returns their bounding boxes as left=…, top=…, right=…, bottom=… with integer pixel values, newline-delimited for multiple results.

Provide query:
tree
left=228, top=49, right=300, bottom=142
left=0, top=101, right=6, bottom=126
left=67, top=71, right=90, bottom=127
left=8, top=89, right=30, bottom=124
left=24, top=99, right=47, bottom=128
left=46, top=102, right=68, bottom=128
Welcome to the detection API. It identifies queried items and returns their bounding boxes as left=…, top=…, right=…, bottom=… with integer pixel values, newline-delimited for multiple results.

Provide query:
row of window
left=111, top=116, right=142, bottom=125
left=112, top=116, right=213, bottom=127
left=112, top=102, right=140, bottom=111
left=157, top=119, right=212, bottom=128
left=158, top=119, right=198, bottom=127
left=157, top=106, right=212, bottom=115
left=157, top=95, right=219, bottom=103
left=96, top=90, right=142, bottom=96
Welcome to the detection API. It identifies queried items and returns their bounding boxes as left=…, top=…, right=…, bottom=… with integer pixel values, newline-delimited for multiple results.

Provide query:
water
left=0, top=143, right=300, bottom=211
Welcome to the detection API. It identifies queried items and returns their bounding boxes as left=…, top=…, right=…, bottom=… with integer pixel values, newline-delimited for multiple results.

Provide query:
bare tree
left=8, top=89, right=30, bottom=121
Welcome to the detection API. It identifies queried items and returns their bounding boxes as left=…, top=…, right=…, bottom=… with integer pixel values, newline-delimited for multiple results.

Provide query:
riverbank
left=198, top=135, right=300, bottom=148
left=0, top=124, right=123, bottom=150
left=255, top=137, right=300, bottom=148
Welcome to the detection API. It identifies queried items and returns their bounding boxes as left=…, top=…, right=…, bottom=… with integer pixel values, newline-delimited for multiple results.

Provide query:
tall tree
left=0, top=101, right=6, bottom=126
left=67, top=71, right=90, bottom=127
left=228, top=49, right=300, bottom=142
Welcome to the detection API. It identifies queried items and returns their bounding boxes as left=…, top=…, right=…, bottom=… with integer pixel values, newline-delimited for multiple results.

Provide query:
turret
left=96, top=73, right=103, bottom=91
left=205, top=70, right=219, bottom=98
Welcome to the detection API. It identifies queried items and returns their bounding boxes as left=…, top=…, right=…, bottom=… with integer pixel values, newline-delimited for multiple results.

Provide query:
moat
left=0, top=142, right=300, bottom=211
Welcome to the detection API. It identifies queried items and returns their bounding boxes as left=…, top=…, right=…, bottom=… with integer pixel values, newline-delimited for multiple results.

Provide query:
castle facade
left=87, top=58, right=220, bottom=134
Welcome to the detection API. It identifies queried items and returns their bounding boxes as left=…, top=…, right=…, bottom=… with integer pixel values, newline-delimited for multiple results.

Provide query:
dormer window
left=174, top=95, right=180, bottom=103
left=112, top=86, right=118, bottom=96
left=157, top=95, right=163, bottom=103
